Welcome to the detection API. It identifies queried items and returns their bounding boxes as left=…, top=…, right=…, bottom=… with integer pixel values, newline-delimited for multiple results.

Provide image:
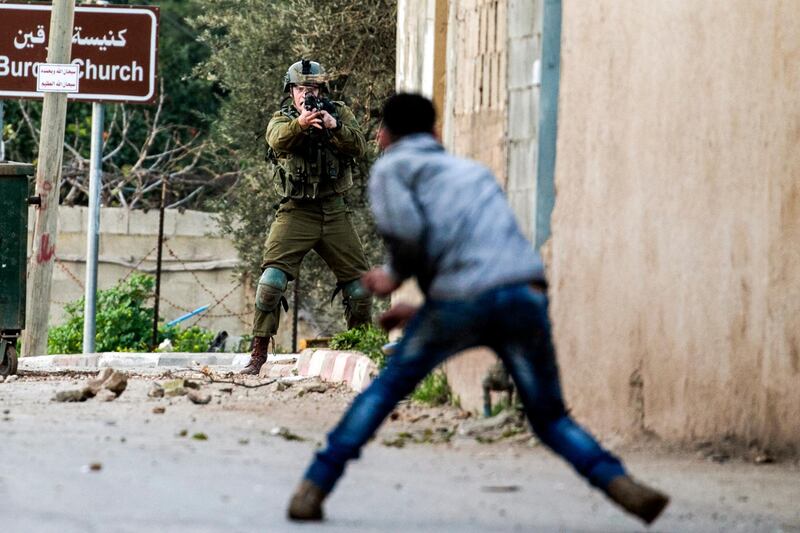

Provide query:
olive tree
left=194, top=0, right=396, bottom=335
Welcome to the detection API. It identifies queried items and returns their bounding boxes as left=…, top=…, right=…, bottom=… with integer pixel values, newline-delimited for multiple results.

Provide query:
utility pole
left=22, top=1, right=76, bottom=357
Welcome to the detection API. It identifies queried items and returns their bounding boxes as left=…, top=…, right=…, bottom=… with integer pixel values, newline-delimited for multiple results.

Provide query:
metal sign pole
left=0, top=101, right=5, bottom=161
left=82, top=102, right=103, bottom=353
left=151, top=177, right=167, bottom=350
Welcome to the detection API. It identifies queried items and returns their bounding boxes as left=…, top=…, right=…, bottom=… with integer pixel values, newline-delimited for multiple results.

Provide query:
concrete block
left=128, top=208, right=175, bottom=236
left=156, top=353, right=235, bottom=367
left=508, top=89, right=536, bottom=140
left=507, top=188, right=535, bottom=240
left=507, top=36, right=537, bottom=90
left=173, top=210, right=217, bottom=237
left=507, top=140, right=537, bottom=191
left=100, top=208, right=129, bottom=235
left=54, top=354, right=100, bottom=368
left=56, top=233, right=88, bottom=259
left=99, top=353, right=160, bottom=368
left=57, top=206, right=85, bottom=234
left=231, top=353, right=251, bottom=368
left=508, top=0, right=539, bottom=39
left=111, top=235, right=162, bottom=263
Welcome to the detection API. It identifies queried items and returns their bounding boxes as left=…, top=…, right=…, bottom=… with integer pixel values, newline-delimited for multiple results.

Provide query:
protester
left=287, top=93, right=670, bottom=526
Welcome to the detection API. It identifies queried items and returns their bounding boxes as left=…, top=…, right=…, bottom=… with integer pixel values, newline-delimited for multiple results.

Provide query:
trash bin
left=0, top=161, right=36, bottom=376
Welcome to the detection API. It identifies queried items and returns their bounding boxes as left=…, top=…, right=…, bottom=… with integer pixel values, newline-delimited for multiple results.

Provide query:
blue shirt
left=368, top=133, right=544, bottom=299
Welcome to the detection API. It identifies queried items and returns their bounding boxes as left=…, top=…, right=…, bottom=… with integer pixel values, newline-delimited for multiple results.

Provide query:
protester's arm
left=368, top=160, right=426, bottom=284
left=327, top=105, right=366, bottom=158
left=266, top=111, right=305, bottom=152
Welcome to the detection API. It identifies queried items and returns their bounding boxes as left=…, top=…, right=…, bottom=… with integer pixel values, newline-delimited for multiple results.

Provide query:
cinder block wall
left=551, top=0, right=800, bottom=453
left=396, top=0, right=543, bottom=411
left=440, top=0, right=542, bottom=411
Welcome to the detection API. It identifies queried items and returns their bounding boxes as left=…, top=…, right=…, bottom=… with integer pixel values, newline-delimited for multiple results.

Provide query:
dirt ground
left=1, top=369, right=799, bottom=532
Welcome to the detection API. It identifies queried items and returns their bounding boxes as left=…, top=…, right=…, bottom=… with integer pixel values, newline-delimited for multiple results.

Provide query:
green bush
left=330, top=324, right=389, bottom=368
left=411, top=371, right=452, bottom=406
left=161, top=325, right=215, bottom=353
left=47, top=273, right=214, bottom=354
left=49, top=273, right=155, bottom=354
left=330, top=324, right=453, bottom=406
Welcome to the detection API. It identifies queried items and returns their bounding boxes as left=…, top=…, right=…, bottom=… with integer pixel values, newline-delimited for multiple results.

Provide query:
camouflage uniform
left=246, top=61, right=372, bottom=372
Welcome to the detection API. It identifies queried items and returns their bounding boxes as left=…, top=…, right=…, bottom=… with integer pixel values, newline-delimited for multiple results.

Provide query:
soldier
left=240, top=60, right=372, bottom=375
left=287, top=94, right=669, bottom=525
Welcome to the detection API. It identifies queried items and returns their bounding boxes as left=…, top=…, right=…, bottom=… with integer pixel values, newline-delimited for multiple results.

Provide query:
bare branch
left=103, top=105, right=130, bottom=163
left=167, top=185, right=204, bottom=209
left=18, top=102, right=40, bottom=140
left=130, top=80, right=166, bottom=173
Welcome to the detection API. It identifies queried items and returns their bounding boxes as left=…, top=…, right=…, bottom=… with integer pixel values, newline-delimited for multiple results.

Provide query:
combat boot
left=605, top=475, right=669, bottom=525
left=287, top=479, right=327, bottom=521
left=240, top=336, right=270, bottom=375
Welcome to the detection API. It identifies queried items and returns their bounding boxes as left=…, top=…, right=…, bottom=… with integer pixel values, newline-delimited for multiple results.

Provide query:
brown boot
left=240, top=336, right=270, bottom=375
left=287, top=479, right=327, bottom=521
left=606, top=475, right=670, bottom=525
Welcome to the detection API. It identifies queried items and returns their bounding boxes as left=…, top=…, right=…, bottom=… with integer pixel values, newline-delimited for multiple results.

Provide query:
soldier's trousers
left=252, top=195, right=370, bottom=338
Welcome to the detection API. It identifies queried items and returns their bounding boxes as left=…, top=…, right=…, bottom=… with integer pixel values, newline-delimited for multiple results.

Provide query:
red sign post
left=0, top=3, right=159, bottom=103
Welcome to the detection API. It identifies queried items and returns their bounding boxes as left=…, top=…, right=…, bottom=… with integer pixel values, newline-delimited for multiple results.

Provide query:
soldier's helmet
left=283, top=59, right=329, bottom=93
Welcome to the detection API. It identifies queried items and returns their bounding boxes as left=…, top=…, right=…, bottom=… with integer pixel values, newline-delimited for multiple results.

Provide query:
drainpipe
left=535, top=0, right=562, bottom=250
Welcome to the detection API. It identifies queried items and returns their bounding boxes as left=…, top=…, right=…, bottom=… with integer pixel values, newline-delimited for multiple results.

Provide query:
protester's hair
left=381, top=93, right=436, bottom=138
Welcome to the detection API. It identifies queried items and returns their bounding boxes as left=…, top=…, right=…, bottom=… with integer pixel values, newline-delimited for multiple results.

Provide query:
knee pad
left=255, top=267, right=288, bottom=313
left=341, top=279, right=372, bottom=327
left=341, top=279, right=369, bottom=301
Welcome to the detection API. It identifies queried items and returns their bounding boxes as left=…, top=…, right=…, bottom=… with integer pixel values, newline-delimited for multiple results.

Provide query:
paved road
left=1, top=372, right=798, bottom=533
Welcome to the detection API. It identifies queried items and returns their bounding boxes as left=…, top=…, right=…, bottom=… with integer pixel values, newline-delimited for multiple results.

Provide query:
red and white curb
left=19, top=349, right=378, bottom=393
left=259, top=349, right=377, bottom=392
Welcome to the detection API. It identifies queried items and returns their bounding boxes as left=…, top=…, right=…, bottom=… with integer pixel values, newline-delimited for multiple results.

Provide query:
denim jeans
left=305, top=283, right=626, bottom=493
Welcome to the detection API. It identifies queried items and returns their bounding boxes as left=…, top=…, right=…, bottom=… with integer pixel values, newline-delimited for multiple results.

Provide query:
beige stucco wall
left=551, top=0, right=800, bottom=452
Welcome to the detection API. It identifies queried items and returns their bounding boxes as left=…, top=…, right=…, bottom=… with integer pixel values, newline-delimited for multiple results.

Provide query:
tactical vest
left=269, top=103, right=355, bottom=200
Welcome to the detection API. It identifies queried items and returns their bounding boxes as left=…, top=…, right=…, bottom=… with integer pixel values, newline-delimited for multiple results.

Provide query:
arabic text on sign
left=12, top=25, right=130, bottom=53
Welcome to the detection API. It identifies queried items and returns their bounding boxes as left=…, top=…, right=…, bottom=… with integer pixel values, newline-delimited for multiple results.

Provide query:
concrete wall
left=505, top=0, right=542, bottom=239
left=31, top=206, right=315, bottom=350
left=34, top=206, right=252, bottom=339
left=551, top=0, right=800, bottom=452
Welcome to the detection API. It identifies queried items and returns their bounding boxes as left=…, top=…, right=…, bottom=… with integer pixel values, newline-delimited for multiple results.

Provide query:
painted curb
left=264, top=349, right=377, bottom=392
left=19, top=349, right=377, bottom=392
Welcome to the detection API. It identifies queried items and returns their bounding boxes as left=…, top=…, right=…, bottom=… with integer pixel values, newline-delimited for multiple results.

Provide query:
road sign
left=36, top=63, right=80, bottom=93
left=0, top=3, right=158, bottom=104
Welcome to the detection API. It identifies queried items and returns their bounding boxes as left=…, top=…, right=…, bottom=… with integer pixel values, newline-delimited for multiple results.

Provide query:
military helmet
left=283, top=59, right=329, bottom=93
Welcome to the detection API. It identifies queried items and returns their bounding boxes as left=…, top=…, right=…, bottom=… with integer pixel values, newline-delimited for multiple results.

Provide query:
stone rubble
left=52, top=369, right=128, bottom=403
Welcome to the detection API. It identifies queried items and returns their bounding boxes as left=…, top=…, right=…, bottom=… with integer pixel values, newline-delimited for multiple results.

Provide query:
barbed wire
left=49, top=240, right=251, bottom=330
left=121, top=244, right=159, bottom=281
left=55, top=259, right=85, bottom=290
left=163, top=242, right=250, bottom=328
left=159, top=293, right=253, bottom=321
